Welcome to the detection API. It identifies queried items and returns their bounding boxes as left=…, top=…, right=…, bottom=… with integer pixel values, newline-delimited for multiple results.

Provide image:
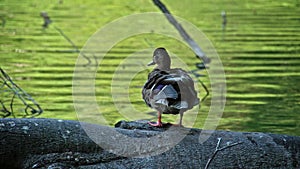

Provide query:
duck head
left=147, top=47, right=171, bottom=71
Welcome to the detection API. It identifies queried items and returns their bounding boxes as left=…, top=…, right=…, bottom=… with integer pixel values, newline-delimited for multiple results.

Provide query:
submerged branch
left=152, top=0, right=211, bottom=64
left=0, top=68, right=43, bottom=118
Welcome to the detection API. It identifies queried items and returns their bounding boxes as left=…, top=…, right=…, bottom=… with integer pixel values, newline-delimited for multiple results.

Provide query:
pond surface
left=0, top=0, right=299, bottom=136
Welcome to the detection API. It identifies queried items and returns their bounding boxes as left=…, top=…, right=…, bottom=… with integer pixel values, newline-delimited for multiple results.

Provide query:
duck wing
left=142, top=69, right=199, bottom=114
left=166, top=68, right=199, bottom=108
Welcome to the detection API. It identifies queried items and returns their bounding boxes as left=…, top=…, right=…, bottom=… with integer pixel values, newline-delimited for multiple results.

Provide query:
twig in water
left=198, top=78, right=209, bottom=102
left=0, top=68, right=43, bottom=118
left=221, top=11, right=227, bottom=40
left=152, top=0, right=210, bottom=64
left=221, top=11, right=227, bottom=32
left=189, top=70, right=209, bottom=102
left=40, top=11, right=97, bottom=67
left=204, top=138, right=243, bottom=169
left=40, top=12, right=52, bottom=29
left=53, top=26, right=94, bottom=66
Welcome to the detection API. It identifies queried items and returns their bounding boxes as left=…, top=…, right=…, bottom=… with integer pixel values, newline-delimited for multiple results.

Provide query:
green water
left=0, top=0, right=299, bottom=136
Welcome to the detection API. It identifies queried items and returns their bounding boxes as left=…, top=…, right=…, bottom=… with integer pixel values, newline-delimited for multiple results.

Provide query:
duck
left=142, top=47, right=199, bottom=127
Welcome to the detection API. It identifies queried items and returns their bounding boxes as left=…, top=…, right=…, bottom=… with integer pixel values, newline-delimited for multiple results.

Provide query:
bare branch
left=0, top=68, right=43, bottom=118
left=205, top=138, right=243, bottom=169
left=152, top=0, right=210, bottom=64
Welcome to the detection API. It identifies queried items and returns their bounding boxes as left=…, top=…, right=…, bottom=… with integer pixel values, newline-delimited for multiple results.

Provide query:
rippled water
left=0, top=0, right=299, bottom=136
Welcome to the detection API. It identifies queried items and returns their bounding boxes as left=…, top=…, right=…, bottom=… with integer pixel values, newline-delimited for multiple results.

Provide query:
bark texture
left=0, top=118, right=299, bottom=169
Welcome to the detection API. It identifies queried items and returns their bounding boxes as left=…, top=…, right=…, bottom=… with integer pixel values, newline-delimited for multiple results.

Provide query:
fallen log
left=0, top=118, right=299, bottom=168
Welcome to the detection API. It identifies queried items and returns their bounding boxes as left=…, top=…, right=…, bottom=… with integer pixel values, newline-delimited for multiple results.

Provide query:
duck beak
left=147, top=60, right=156, bottom=66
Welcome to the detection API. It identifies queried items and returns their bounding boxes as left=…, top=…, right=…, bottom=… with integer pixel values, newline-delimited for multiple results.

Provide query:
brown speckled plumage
left=142, top=48, right=199, bottom=126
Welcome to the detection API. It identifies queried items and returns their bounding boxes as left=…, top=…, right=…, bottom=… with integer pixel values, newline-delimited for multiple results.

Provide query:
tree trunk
left=0, top=118, right=299, bottom=168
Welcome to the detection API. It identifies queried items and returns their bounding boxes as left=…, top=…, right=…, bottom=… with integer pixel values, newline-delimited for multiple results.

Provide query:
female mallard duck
left=142, top=47, right=199, bottom=127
